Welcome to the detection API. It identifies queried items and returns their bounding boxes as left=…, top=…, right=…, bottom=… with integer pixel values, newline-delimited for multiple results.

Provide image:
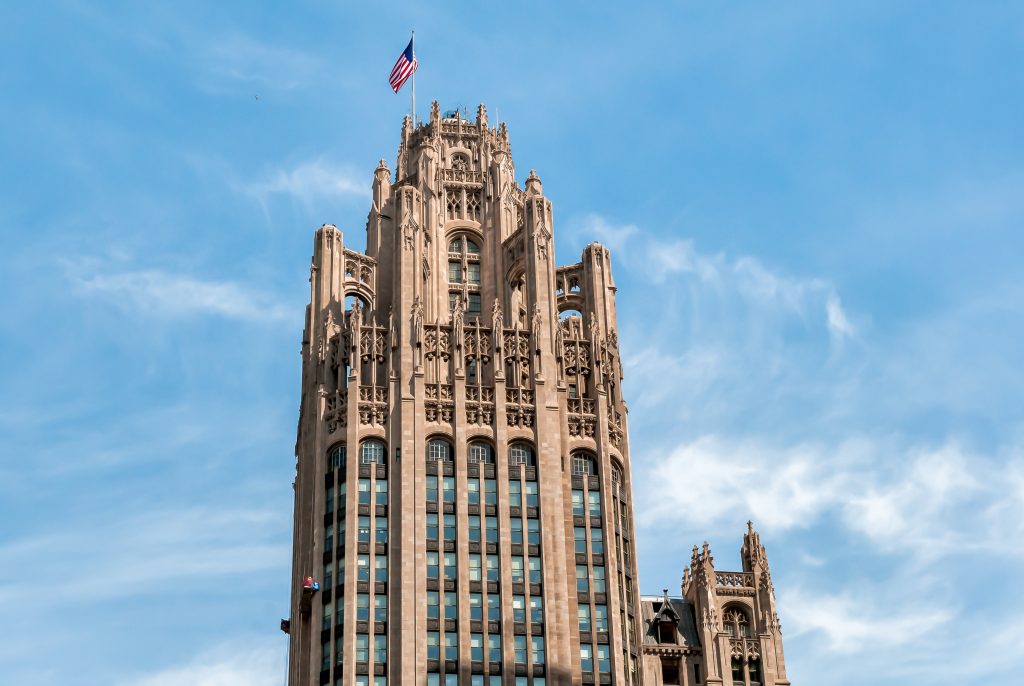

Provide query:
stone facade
left=638, top=524, right=790, bottom=686
left=285, top=103, right=789, bottom=686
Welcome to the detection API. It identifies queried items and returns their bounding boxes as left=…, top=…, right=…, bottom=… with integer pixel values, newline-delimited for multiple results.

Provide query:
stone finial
left=525, top=169, right=542, bottom=195
left=430, top=100, right=441, bottom=124
left=476, top=103, right=487, bottom=128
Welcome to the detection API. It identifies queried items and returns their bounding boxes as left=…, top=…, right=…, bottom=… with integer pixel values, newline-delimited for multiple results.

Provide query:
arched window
left=448, top=236, right=482, bottom=317
left=508, top=443, right=535, bottom=467
left=723, top=607, right=752, bottom=638
left=328, top=444, right=347, bottom=473
left=361, top=440, right=385, bottom=465
left=469, top=442, right=493, bottom=464
left=572, top=452, right=597, bottom=476
left=427, top=438, right=453, bottom=462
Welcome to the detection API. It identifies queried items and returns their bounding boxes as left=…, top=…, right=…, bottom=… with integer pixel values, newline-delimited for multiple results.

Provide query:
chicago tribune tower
left=286, top=103, right=791, bottom=686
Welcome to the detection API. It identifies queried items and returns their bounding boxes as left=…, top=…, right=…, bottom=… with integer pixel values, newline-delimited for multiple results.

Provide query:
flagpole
left=411, top=31, right=416, bottom=125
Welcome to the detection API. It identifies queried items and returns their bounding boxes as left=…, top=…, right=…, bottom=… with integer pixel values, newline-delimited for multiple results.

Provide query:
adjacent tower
left=287, top=103, right=643, bottom=686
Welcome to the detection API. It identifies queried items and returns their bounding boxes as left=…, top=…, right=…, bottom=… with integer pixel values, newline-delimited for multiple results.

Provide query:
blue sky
left=1, top=1, right=1022, bottom=684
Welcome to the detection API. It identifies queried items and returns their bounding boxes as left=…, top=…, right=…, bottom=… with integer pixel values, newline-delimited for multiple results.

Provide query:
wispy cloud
left=117, top=639, right=283, bottom=686
left=0, top=506, right=288, bottom=607
left=573, top=213, right=856, bottom=342
left=67, top=262, right=292, bottom=323
left=781, top=587, right=953, bottom=654
left=245, top=158, right=371, bottom=206
left=638, top=434, right=1024, bottom=559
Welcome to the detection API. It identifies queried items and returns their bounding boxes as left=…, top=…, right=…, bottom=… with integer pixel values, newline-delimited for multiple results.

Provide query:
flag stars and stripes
left=389, top=37, right=417, bottom=93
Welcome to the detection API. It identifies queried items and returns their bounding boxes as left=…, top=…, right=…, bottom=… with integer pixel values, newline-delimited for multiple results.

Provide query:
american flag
left=388, top=37, right=417, bottom=93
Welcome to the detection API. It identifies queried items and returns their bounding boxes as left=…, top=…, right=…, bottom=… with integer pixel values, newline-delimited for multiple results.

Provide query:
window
left=580, top=644, right=594, bottom=672
left=375, top=555, right=388, bottom=583
left=322, top=603, right=333, bottom=631
left=466, top=239, right=480, bottom=254
left=525, top=482, right=539, bottom=507
left=591, top=527, right=603, bottom=555
left=514, top=636, right=527, bottom=664
left=468, top=292, right=481, bottom=315
left=443, top=514, right=456, bottom=540
left=329, top=444, right=347, bottom=472
left=322, top=641, right=331, bottom=671
left=375, top=480, right=388, bottom=506
left=487, top=594, right=500, bottom=621
left=749, top=658, right=762, bottom=683
left=723, top=608, right=751, bottom=638
left=579, top=604, right=591, bottom=632
left=488, top=634, right=501, bottom=661
left=594, top=605, right=608, bottom=632
left=326, top=486, right=334, bottom=513
left=375, top=517, right=388, bottom=543
left=375, top=635, right=387, bottom=662
left=357, top=555, right=370, bottom=581
left=444, top=552, right=457, bottom=578
left=428, top=438, right=452, bottom=462
left=597, top=645, right=610, bottom=673
left=588, top=491, right=602, bottom=517
left=325, top=524, right=334, bottom=552
left=449, top=237, right=463, bottom=253
left=530, top=595, right=544, bottom=624
left=571, top=489, right=585, bottom=516
left=592, top=566, right=606, bottom=593
left=572, top=453, right=596, bottom=476
left=427, top=513, right=439, bottom=541
left=358, top=516, right=371, bottom=542
left=427, top=476, right=438, bottom=503
left=468, top=262, right=481, bottom=285
left=427, top=632, right=440, bottom=659
left=486, top=554, right=500, bottom=582
left=469, top=553, right=482, bottom=581
left=509, top=444, right=533, bottom=466
left=468, top=479, right=481, bottom=504
left=574, top=527, right=587, bottom=554
left=469, top=442, right=493, bottom=464
left=445, top=633, right=458, bottom=660
left=448, top=261, right=462, bottom=283
left=576, top=565, right=589, bottom=592
left=527, top=518, right=540, bottom=545
left=511, top=556, right=525, bottom=582
left=442, top=477, right=456, bottom=503
left=484, top=478, right=497, bottom=505
left=510, top=518, right=523, bottom=544
left=355, top=634, right=369, bottom=661
left=531, top=636, right=545, bottom=664
left=512, top=594, right=526, bottom=622
left=359, top=479, right=371, bottom=504
left=568, top=382, right=578, bottom=398
left=469, top=592, right=483, bottom=620
left=528, top=556, right=542, bottom=583
left=324, top=562, right=333, bottom=589
left=471, top=633, right=484, bottom=660
left=427, top=552, right=439, bottom=579
left=731, top=658, right=743, bottom=683
left=509, top=481, right=522, bottom=507
left=361, top=440, right=385, bottom=465
left=375, top=594, right=387, bottom=622
left=444, top=592, right=457, bottom=620
left=427, top=591, right=440, bottom=619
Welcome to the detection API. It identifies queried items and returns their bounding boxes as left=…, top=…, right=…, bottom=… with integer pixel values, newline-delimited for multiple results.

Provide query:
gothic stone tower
left=288, top=103, right=643, bottom=686
left=638, top=524, right=790, bottom=686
